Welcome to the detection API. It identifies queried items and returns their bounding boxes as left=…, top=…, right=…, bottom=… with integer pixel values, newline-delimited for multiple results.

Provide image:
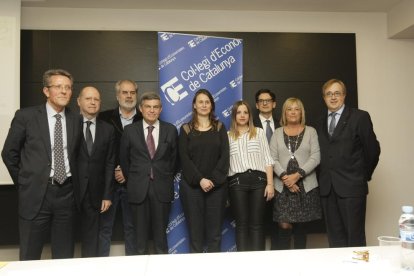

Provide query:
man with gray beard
left=98, top=80, right=142, bottom=256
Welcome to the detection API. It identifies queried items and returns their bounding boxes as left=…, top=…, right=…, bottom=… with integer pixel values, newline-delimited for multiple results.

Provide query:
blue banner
left=158, top=32, right=242, bottom=253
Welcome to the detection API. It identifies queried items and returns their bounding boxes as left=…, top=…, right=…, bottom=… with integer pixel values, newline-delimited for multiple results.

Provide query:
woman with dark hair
left=178, top=89, right=230, bottom=253
left=228, top=100, right=274, bottom=251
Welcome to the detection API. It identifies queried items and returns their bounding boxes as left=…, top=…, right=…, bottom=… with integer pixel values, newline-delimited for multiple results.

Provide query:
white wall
left=0, top=0, right=20, bottom=185
left=11, top=7, right=414, bottom=247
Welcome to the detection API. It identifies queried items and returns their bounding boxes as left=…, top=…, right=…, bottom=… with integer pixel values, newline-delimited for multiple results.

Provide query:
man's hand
left=101, top=200, right=112, bottom=213
left=114, top=165, right=126, bottom=184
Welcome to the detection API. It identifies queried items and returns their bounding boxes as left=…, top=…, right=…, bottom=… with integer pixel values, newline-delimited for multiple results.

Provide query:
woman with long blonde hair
left=228, top=100, right=274, bottom=251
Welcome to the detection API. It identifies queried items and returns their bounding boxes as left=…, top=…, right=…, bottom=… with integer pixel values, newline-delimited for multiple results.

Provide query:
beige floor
left=0, top=234, right=329, bottom=262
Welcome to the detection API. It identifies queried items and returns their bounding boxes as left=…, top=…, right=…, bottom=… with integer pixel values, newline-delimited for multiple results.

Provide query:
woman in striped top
left=227, top=100, right=275, bottom=251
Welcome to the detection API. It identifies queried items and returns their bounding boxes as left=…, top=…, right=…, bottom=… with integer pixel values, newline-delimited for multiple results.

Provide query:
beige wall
left=0, top=0, right=20, bottom=185
left=1, top=6, right=413, bottom=248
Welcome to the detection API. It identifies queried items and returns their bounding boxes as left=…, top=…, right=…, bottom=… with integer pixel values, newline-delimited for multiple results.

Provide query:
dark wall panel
left=20, top=30, right=358, bottom=117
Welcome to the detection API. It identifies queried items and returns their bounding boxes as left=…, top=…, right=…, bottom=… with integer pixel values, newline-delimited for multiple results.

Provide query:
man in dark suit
left=252, top=88, right=281, bottom=250
left=253, top=89, right=278, bottom=139
left=97, top=79, right=142, bottom=256
left=120, top=91, right=178, bottom=254
left=2, top=69, right=81, bottom=260
left=317, top=79, right=380, bottom=247
left=76, top=86, right=115, bottom=257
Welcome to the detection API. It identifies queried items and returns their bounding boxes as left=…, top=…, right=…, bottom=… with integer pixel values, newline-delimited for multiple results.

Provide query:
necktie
left=328, top=112, right=337, bottom=136
left=53, top=114, right=66, bottom=184
left=265, top=120, right=273, bottom=143
left=146, top=125, right=156, bottom=179
left=85, top=121, right=93, bottom=156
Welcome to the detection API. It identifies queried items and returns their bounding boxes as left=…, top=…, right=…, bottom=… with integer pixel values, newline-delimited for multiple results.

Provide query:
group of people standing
left=1, top=68, right=380, bottom=261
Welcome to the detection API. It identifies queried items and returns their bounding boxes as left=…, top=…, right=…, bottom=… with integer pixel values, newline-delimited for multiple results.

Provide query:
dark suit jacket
left=120, top=120, right=178, bottom=204
left=98, top=108, right=142, bottom=167
left=76, top=119, right=116, bottom=209
left=2, top=104, right=81, bottom=220
left=316, top=106, right=380, bottom=197
left=253, top=113, right=279, bottom=130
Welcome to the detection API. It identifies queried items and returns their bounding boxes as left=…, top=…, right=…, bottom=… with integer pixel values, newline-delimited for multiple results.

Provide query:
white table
left=0, top=246, right=412, bottom=275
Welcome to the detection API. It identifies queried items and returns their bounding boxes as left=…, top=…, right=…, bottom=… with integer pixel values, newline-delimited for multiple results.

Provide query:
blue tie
left=265, top=120, right=273, bottom=143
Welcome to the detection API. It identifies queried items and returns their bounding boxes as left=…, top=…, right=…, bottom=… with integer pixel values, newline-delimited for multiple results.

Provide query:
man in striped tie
left=2, top=69, right=81, bottom=260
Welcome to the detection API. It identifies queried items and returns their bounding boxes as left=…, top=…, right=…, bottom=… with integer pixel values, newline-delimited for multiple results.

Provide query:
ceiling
left=21, top=0, right=402, bottom=13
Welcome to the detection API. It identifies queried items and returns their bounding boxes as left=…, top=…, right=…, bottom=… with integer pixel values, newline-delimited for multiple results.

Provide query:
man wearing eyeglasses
left=317, top=79, right=380, bottom=247
left=253, top=89, right=278, bottom=141
left=252, top=88, right=280, bottom=250
left=2, top=69, right=81, bottom=260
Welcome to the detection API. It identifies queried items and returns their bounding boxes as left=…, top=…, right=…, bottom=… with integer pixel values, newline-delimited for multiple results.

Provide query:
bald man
left=76, top=86, right=116, bottom=257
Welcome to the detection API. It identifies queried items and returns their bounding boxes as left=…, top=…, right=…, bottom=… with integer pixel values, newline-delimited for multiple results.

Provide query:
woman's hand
left=200, top=178, right=214, bottom=193
left=288, top=184, right=300, bottom=193
left=281, top=172, right=300, bottom=188
left=264, top=184, right=275, bottom=201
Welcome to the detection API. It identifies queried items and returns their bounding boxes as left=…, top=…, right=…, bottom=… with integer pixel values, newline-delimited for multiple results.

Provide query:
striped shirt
left=228, top=127, right=275, bottom=176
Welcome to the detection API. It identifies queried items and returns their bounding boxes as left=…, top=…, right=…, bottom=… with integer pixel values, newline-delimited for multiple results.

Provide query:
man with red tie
left=120, top=91, right=178, bottom=254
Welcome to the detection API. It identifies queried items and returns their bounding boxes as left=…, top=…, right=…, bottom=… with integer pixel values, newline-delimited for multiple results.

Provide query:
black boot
left=277, top=228, right=292, bottom=250
left=293, top=223, right=307, bottom=249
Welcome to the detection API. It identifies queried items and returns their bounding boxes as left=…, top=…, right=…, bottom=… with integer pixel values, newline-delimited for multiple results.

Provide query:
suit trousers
left=99, top=184, right=137, bottom=256
left=228, top=170, right=267, bottom=251
left=19, top=178, right=75, bottom=260
left=80, top=190, right=100, bottom=257
left=180, top=180, right=228, bottom=253
left=129, top=182, right=171, bottom=254
left=321, top=189, right=367, bottom=247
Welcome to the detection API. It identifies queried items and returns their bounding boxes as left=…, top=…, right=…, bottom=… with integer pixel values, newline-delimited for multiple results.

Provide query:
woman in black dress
left=178, top=89, right=230, bottom=253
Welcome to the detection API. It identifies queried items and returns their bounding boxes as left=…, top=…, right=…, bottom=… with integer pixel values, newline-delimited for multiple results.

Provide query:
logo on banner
left=159, top=32, right=174, bottom=41
left=222, top=105, right=233, bottom=118
left=158, top=32, right=242, bottom=253
left=160, top=77, right=189, bottom=105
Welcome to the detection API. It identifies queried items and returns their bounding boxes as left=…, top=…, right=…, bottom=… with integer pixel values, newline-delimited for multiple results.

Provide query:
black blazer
left=120, top=120, right=178, bottom=204
left=76, top=119, right=116, bottom=209
left=2, top=105, right=81, bottom=220
left=98, top=108, right=142, bottom=167
left=316, top=106, right=380, bottom=197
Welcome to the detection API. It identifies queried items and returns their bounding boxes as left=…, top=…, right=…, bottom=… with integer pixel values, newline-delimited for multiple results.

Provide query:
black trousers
left=321, top=189, right=367, bottom=247
left=129, top=182, right=171, bottom=254
left=180, top=180, right=228, bottom=253
left=229, top=170, right=267, bottom=251
left=80, top=190, right=101, bottom=257
left=19, top=178, right=75, bottom=260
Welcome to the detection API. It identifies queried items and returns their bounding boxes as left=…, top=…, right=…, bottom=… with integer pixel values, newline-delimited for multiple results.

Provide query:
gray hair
left=114, top=79, right=138, bottom=94
left=43, top=69, right=73, bottom=87
left=139, top=91, right=161, bottom=106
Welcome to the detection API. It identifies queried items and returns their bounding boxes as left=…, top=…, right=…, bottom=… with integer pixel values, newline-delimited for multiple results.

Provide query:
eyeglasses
left=257, top=99, right=273, bottom=105
left=47, top=85, right=72, bottom=91
left=324, top=91, right=343, bottom=98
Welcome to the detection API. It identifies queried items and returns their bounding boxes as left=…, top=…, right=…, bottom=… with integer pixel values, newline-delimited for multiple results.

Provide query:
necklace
left=287, top=134, right=300, bottom=160
left=238, top=127, right=249, bottom=135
